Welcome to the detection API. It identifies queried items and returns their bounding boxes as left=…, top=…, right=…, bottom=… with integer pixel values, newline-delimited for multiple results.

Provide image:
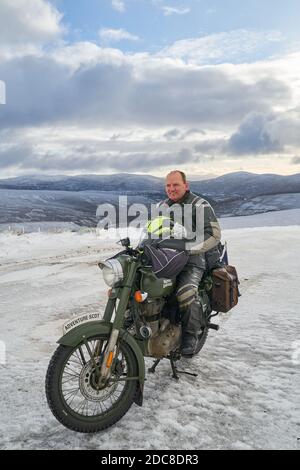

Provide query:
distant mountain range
left=0, top=171, right=299, bottom=226
left=190, top=171, right=300, bottom=198
left=0, top=173, right=164, bottom=192
left=1, top=171, right=300, bottom=196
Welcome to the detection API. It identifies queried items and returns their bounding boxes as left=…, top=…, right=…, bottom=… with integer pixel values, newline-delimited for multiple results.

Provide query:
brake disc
left=79, top=359, right=118, bottom=402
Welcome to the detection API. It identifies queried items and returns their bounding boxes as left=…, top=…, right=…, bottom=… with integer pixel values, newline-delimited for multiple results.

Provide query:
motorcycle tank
left=140, top=268, right=175, bottom=298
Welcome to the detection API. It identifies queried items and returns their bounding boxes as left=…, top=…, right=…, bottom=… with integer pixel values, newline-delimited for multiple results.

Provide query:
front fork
left=97, top=259, right=138, bottom=386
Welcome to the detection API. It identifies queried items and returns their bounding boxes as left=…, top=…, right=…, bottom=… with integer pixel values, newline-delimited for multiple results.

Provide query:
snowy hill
left=0, top=172, right=299, bottom=224
left=1, top=172, right=299, bottom=196
left=0, top=189, right=160, bottom=226
left=1, top=171, right=299, bottom=197
left=190, top=171, right=300, bottom=198
left=0, top=173, right=163, bottom=192
left=0, top=210, right=299, bottom=450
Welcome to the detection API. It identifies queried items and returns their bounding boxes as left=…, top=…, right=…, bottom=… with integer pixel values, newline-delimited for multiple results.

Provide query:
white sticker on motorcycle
left=63, top=313, right=101, bottom=334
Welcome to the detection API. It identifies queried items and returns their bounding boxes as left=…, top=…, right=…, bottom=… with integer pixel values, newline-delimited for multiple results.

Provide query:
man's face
left=165, top=172, right=189, bottom=202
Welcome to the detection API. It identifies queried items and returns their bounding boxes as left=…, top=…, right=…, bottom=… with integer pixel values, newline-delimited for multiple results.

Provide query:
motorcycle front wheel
left=45, top=334, right=139, bottom=433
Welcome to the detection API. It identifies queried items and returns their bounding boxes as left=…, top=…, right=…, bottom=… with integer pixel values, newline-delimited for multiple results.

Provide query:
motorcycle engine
left=148, top=319, right=182, bottom=358
left=138, top=298, right=164, bottom=336
left=137, top=298, right=182, bottom=358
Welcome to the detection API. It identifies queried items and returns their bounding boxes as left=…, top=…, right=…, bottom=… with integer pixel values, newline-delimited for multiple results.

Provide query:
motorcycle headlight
left=98, top=259, right=124, bottom=287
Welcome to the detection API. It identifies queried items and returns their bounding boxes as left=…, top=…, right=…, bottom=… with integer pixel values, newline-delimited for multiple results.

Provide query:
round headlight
left=100, top=259, right=124, bottom=287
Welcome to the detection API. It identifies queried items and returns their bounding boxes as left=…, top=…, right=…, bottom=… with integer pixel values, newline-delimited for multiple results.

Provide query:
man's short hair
left=166, top=170, right=187, bottom=184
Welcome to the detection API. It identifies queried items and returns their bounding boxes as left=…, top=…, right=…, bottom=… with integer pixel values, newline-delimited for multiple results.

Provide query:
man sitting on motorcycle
left=156, top=170, right=221, bottom=356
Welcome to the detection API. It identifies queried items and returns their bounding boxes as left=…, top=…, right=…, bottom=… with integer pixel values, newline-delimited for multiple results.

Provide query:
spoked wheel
left=194, top=325, right=209, bottom=355
left=194, top=310, right=211, bottom=355
left=45, top=334, right=139, bottom=433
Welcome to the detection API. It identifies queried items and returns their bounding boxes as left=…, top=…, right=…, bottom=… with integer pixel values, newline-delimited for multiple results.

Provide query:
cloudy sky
left=0, top=0, right=300, bottom=179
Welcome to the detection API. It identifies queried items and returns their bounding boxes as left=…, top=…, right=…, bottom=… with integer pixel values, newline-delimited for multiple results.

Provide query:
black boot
left=181, top=332, right=198, bottom=357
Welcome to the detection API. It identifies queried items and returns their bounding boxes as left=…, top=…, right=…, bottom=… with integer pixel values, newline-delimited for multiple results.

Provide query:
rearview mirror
left=118, top=237, right=130, bottom=247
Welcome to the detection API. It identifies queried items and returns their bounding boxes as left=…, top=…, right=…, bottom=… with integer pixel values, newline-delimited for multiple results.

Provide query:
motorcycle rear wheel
left=194, top=325, right=209, bottom=355
left=45, top=334, right=139, bottom=433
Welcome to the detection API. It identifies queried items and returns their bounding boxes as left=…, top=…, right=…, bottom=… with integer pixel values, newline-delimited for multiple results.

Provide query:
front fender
left=57, top=321, right=145, bottom=403
left=58, top=320, right=112, bottom=347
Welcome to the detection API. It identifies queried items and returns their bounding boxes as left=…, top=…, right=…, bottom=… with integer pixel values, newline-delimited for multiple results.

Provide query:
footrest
left=208, top=323, right=220, bottom=331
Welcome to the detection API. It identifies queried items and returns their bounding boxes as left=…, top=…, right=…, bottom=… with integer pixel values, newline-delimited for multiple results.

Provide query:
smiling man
left=165, top=170, right=189, bottom=202
left=158, top=170, right=222, bottom=356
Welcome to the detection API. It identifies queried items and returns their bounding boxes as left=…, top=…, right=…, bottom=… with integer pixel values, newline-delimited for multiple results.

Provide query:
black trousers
left=175, top=265, right=205, bottom=335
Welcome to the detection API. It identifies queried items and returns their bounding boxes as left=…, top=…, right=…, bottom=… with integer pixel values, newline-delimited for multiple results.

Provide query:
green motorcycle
left=45, top=237, right=218, bottom=433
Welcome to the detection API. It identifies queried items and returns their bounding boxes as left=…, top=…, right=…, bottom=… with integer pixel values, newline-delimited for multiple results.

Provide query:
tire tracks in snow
left=0, top=246, right=116, bottom=275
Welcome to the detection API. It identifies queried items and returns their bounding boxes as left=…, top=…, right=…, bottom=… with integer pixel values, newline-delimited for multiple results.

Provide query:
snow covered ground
left=220, top=208, right=300, bottom=229
left=0, top=211, right=299, bottom=450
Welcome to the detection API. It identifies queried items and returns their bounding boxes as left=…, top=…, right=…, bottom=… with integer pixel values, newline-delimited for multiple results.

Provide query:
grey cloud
left=291, top=156, right=300, bottom=164
left=0, top=144, right=33, bottom=168
left=164, top=128, right=206, bottom=141
left=0, top=139, right=201, bottom=172
left=0, top=55, right=134, bottom=127
left=252, top=78, right=291, bottom=101
left=192, top=109, right=300, bottom=157
left=0, top=56, right=74, bottom=127
left=163, top=129, right=181, bottom=140
left=185, top=128, right=206, bottom=137
left=129, top=68, right=282, bottom=127
left=227, top=112, right=282, bottom=155
left=269, top=110, right=300, bottom=148
left=110, top=131, right=134, bottom=141
left=98, top=149, right=200, bottom=172
left=0, top=53, right=292, bottom=130
left=194, top=139, right=226, bottom=154
left=226, top=108, right=300, bottom=156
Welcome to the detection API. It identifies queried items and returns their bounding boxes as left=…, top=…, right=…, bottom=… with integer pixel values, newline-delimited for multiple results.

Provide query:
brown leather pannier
left=210, top=265, right=239, bottom=313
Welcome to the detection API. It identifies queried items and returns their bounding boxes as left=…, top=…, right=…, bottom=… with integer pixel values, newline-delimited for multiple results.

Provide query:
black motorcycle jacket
left=156, top=190, right=221, bottom=269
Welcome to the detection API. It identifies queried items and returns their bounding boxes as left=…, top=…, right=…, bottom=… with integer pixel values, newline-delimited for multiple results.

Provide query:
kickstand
left=169, top=353, right=198, bottom=381
left=170, top=355, right=180, bottom=381
left=148, top=358, right=161, bottom=374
